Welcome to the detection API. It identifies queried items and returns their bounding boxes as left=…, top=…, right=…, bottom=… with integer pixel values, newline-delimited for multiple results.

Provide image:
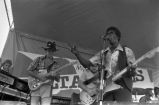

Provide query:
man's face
left=3, top=63, right=11, bottom=70
left=105, top=30, right=119, bottom=46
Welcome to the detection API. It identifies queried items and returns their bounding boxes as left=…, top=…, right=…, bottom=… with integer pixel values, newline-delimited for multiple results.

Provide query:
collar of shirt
left=103, top=44, right=123, bottom=53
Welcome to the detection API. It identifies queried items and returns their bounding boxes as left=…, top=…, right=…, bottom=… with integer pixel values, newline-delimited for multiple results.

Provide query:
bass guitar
left=28, top=60, right=78, bottom=91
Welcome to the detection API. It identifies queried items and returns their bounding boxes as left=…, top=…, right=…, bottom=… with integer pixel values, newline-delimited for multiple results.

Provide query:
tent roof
left=11, top=0, right=159, bottom=68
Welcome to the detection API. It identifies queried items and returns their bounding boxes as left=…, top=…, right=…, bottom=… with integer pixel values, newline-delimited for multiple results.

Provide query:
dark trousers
left=103, top=88, right=132, bottom=102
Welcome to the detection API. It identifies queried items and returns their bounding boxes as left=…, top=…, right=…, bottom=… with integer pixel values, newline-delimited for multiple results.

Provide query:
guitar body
left=28, top=61, right=78, bottom=91
left=104, top=77, right=122, bottom=93
left=80, top=91, right=96, bottom=105
left=28, top=76, right=51, bottom=91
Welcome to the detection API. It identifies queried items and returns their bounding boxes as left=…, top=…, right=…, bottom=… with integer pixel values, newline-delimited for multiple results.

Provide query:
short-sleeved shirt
left=91, top=44, right=135, bottom=76
left=89, top=44, right=136, bottom=92
left=27, top=55, right=59, bottom=97
left=27, top=55, right=58, bottom=74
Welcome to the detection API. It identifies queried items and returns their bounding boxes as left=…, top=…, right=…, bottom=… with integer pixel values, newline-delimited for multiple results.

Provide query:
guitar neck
left=133, top=53, right=148, bottom=66
left=112, top=46, right=159, bottom=81
left=50, top=61, right=78, bottom=75
left=112, top=57, right=145, bottom=82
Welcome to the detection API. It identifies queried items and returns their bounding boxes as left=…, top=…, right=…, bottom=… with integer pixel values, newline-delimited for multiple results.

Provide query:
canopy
left=11, top=0, right=159, bottom=68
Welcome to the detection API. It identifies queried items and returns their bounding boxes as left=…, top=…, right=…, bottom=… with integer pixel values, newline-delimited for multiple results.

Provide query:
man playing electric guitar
left=71, top=26, right=137, bottom=103
left=27, top=41, right=60, bottom=105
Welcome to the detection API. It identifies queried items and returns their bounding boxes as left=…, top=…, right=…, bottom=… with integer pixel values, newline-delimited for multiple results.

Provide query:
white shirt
left=90, top=44, right=136, bottom=92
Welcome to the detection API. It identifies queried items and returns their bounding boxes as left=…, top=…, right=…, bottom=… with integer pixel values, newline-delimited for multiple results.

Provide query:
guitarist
left=27, top=41, right=60, bottom=105
left=71, top=26, right=137, bottom=102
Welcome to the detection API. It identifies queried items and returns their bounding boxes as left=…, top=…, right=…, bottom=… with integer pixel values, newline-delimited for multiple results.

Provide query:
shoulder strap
left=120, top=46, right=132, bottom=92
left=122, top=46, right=128, bottom=65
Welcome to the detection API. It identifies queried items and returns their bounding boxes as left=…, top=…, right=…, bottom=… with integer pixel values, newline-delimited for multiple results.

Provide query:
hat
left=42, top=41, right=57, bottom=51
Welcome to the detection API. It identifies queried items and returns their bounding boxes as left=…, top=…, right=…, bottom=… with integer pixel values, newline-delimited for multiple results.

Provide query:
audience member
left=0, top=59, right=13, bottom=74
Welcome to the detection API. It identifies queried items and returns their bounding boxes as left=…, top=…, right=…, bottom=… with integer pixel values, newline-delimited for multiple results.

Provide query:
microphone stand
left=98, top=40, right=107, bottom=105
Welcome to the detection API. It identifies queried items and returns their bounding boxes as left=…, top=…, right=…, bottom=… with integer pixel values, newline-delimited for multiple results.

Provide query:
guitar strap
left=47, top=61, right=57, bottom=72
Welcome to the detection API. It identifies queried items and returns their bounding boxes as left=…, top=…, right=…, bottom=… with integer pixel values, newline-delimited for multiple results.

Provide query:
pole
left=4, top=0, right=11, bottom=29
left=98, top=40, right=107, bottom=105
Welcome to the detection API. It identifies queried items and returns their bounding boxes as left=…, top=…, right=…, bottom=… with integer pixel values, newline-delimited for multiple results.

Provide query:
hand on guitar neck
left=36, top=69, right=60, bottom=82
left=126, top=63, right=137, bottom=77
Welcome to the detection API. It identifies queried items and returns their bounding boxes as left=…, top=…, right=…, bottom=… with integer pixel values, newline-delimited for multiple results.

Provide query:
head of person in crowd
left=154, top=87, right=159, bottom=98
left=1, top=59, right=12, bottom=72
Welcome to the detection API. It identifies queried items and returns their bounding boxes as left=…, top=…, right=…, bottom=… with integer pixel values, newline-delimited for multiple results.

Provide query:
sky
left=0, top=0, right=12, bottom=56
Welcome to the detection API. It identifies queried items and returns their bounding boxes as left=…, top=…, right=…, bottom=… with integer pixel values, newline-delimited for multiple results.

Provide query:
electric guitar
left=28, top=60, right=78, bottom=91
left=80, top=46, right=159, bottom=105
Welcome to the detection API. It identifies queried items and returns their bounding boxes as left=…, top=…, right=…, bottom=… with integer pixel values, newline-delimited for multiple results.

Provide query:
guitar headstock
left=144, top=46, right=159, bottom=59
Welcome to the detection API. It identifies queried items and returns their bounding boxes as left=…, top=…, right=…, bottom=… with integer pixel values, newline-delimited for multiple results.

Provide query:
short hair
left=106, top=26, right=121, bottom=41
left=1, top=59, right=12, bottom=67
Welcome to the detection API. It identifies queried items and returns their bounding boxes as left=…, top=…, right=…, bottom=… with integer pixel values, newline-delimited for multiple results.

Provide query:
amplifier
left=0, top=85, right=30, bottom=100
left=0, top=71, right=14, bottom=85
left=0, top=70, right=30, bottom=94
